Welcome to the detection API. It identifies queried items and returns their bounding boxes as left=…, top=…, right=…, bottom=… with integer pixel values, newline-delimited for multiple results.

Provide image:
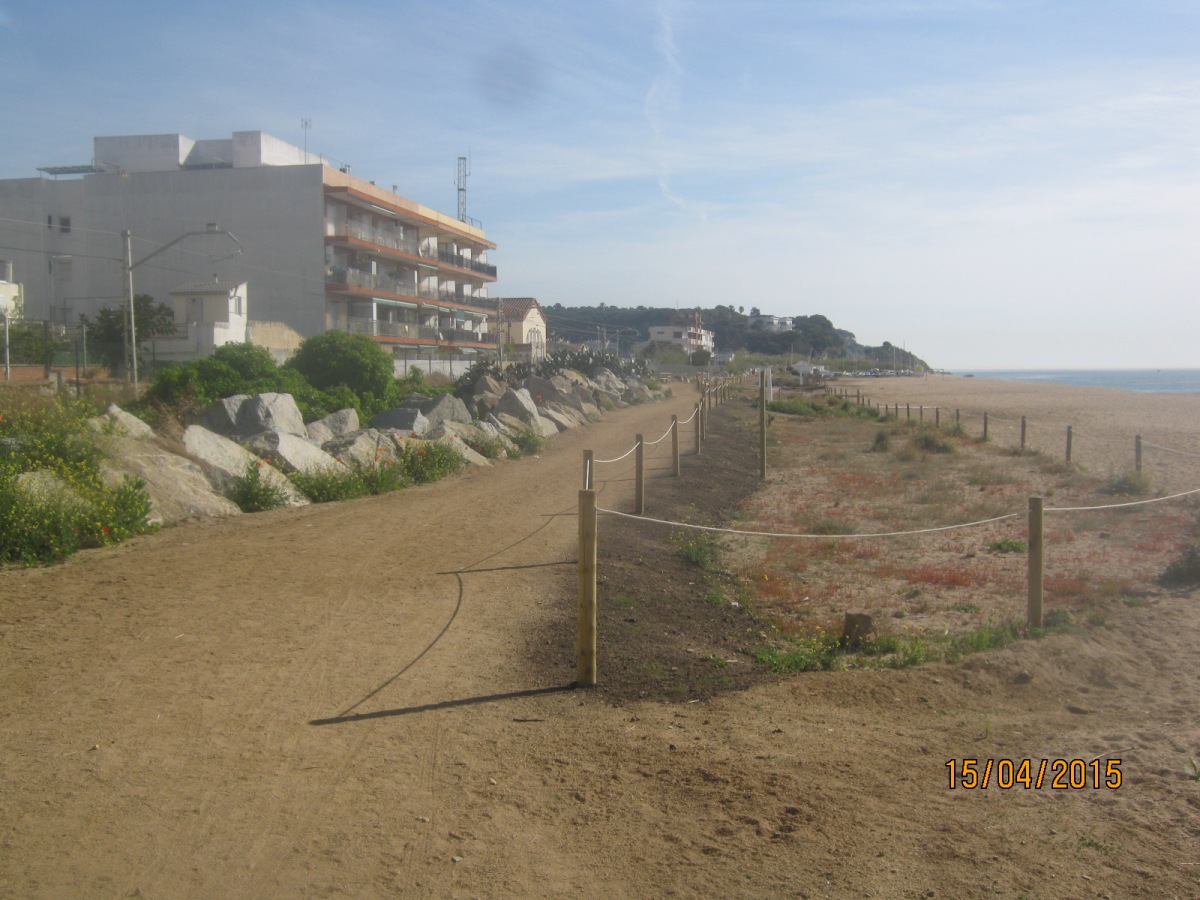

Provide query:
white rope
left=643, top=421, right=675, bottom=446
left=596, top=508, right=1021, bottom=539
left=680, top=406, right=699, bottom=424
left=1142, top=440, right=1200, bottom=459
left=594, top=443, right=638, bottom=465
left=1046, top=486, right=1200, bottom=513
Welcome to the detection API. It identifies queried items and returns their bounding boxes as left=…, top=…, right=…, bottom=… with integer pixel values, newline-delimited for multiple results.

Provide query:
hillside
left=541, top=303, right=931, bottom=368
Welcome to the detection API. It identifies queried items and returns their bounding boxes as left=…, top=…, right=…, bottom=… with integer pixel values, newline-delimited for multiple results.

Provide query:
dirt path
left=3, top=388, right=1200, bottom=898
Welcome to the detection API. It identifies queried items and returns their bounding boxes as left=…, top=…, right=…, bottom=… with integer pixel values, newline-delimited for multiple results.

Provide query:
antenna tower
left=456, top=156, right=470, bottom=222
left=301, top=118, right=312, bottom=163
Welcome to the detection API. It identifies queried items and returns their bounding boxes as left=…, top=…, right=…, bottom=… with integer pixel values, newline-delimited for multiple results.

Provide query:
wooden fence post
left=983, top=412, right=989, bottom=441
left=1065, top=426, right=1073, bottom=465
left=1135, top=434, right=1143, bottom=473
left=671, top=414, right=680, bottom=477
left=935, top=407, right=940, bottom=428
left=577, top=489, right=598, bottom=686
left=1021, top=416, right=1027, bottom=451
left=583, top=449, right=594, bottom=490
left=635, top=434, right=645, bottom=515
left=759, top=369, right=767, bottom=480
left=1027, top=496, right=1044, bottom=628
left=694, top=402, right=702, bottom=454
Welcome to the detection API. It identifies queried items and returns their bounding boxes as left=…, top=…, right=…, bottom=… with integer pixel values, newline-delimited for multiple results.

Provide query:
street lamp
left=123, top=224, right=243, bottom=389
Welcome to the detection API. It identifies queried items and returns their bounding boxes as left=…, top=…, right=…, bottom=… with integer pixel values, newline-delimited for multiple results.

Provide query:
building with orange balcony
left=0, top=131, right=498, bottom=365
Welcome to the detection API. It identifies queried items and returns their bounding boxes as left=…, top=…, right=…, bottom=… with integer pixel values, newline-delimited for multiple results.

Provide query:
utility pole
left=123, top=224, right=243, bottom=391
left=123, top=230, right=137, bottom=389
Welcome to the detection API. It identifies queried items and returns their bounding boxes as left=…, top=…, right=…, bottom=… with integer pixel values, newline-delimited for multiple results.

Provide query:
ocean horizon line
left=946, top=368, right=1200, bottom=394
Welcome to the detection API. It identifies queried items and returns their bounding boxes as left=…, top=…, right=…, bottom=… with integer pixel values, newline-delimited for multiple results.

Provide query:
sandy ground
left=2, top=375, right=1200, bottom=898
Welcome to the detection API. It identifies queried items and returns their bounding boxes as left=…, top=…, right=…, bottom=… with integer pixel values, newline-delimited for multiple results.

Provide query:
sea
left=957, top=369, right=1200, bottom=394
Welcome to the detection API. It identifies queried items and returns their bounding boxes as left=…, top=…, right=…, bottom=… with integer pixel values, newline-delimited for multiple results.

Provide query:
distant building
left=150, top=280, right=249, bottom=364
left=648, top=310, right=715, bottom=356
left=1, top=260, right=22, bottom=319
left=498, top=297, right=547, bottom=361
left=0, top=130, right=498, bottom=363
left=748, top=314, right=794, bottom=334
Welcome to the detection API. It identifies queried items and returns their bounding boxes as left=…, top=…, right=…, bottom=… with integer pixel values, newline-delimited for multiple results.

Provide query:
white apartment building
left=748, top=314, right=794, bottom=334
left=0, top=131, right=497, bottom=361
left=648, top=310, right=715, bottom=356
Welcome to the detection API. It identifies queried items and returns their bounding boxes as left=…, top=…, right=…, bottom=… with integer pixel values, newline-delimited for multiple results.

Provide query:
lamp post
left=123, top=224, right=243, bottom=390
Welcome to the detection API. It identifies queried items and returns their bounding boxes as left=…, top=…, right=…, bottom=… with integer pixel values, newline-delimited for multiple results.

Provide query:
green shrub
left=870, top=430, right=890, bottom=452
left=508, top=429, right=546, bottom=458
left=990, top=538, right=1027, bottom=554
left=289, top=467, right=368, bottom=503
left=285, top=330, right=396, bottom=401
left=1100, top=471, right=1150, bottom=497
left=0, top=397, right=154, bottom=564
left=911, top=427, right=954, bottom=454
left=768, top=397, right=824, bottom=417
left=1161, top=543, right=1200, bottom=587
left=287, top=455, right=411, bottom=503
left=398, top=441, right=464, bottom=483
left=464, top=435, right=508, bottom=459
left=228, top=460, right=290, bottom=512
left=672, top=529, right=720, bottom=569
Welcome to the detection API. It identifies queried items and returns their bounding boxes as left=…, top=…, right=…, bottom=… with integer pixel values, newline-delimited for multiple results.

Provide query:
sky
left=1, top=0, right=1197, bottom=369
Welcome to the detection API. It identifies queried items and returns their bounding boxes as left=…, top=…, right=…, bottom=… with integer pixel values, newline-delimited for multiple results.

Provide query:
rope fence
left=829, top=385, right=1200, bottom=479
left=571, top=370, right=1200, bottom=686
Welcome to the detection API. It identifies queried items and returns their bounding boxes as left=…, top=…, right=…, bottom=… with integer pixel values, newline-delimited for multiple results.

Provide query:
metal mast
left=456, top=156, right=470, bottom=222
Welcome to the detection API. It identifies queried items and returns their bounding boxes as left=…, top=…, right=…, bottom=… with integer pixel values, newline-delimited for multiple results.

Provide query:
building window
left=59, top=216, right=71, bottom=234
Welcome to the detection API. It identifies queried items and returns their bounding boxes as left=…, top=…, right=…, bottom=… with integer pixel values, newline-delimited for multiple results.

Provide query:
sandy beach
left=3, top=382, right=1200, bottom=897
left=839, top=373, right=1200, bottom=493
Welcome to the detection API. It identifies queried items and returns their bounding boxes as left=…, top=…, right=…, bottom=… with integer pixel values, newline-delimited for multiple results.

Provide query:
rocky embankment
left=91, top=367, right=670, bottom=526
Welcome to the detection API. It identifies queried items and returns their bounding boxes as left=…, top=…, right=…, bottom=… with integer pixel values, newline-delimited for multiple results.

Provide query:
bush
left=398, top=441, right=464, bottom=483
left=508, top=429, right=546, bottom=459
left=1100, top=471, right=1150, bottom=497
left=285, top=331, right=397, bottom=408
left=0, top=396, right=154, bottom=564
left=228, top=460, right=289, bottom=512
left=1161, top=543, right=1200, bottom=587
left=911, top=427, right=955, bottom=454
left=289, top=466, right=369, bottom=503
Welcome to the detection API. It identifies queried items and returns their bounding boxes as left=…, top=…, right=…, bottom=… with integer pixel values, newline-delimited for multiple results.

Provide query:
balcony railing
left=327, top=268, right=495, bottom=312
left=329, top=221, right=421, bottom=256
left=339, top=316, right=497, bottom=345
left=437, top=247, right=498, bottom=278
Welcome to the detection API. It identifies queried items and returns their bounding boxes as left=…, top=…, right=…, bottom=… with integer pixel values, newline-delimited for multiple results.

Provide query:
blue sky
left=2, top=0, right=1197, bottom=368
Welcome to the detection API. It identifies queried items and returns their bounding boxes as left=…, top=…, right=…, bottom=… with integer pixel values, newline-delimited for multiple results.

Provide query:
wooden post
left=583, top=449, right=594, bottom=490
left=935, top=407, right=940, bottom=428
left=759, top=369, right=767, bottom=480
left=983, top=412, right=989, bottom=441
left=577, top=489, right=598, bottom=686
left=671, top=414, right=680, bottom=477
left=1020, top=416, right=1027, bottom=451
left=906, top=403, right=911, bottom=421
left=955, top=408, right=960, bottom=428
left=635, top=434, right=645, bottom=515
left=700, top=395, right=707, bottom=440
left=919, top=405, right=924, bottom=422
left=1065, top=426, right=1073, bottom=465
left=694, top=402, right=702, bottom=454
left=1135, top=434, right=1143, bottom=473
left=1027, top=496, right=1044, bottom=628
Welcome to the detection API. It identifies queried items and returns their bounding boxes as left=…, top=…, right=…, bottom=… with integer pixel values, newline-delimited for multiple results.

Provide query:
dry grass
left=727, top=395, right=1197, bottom=644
